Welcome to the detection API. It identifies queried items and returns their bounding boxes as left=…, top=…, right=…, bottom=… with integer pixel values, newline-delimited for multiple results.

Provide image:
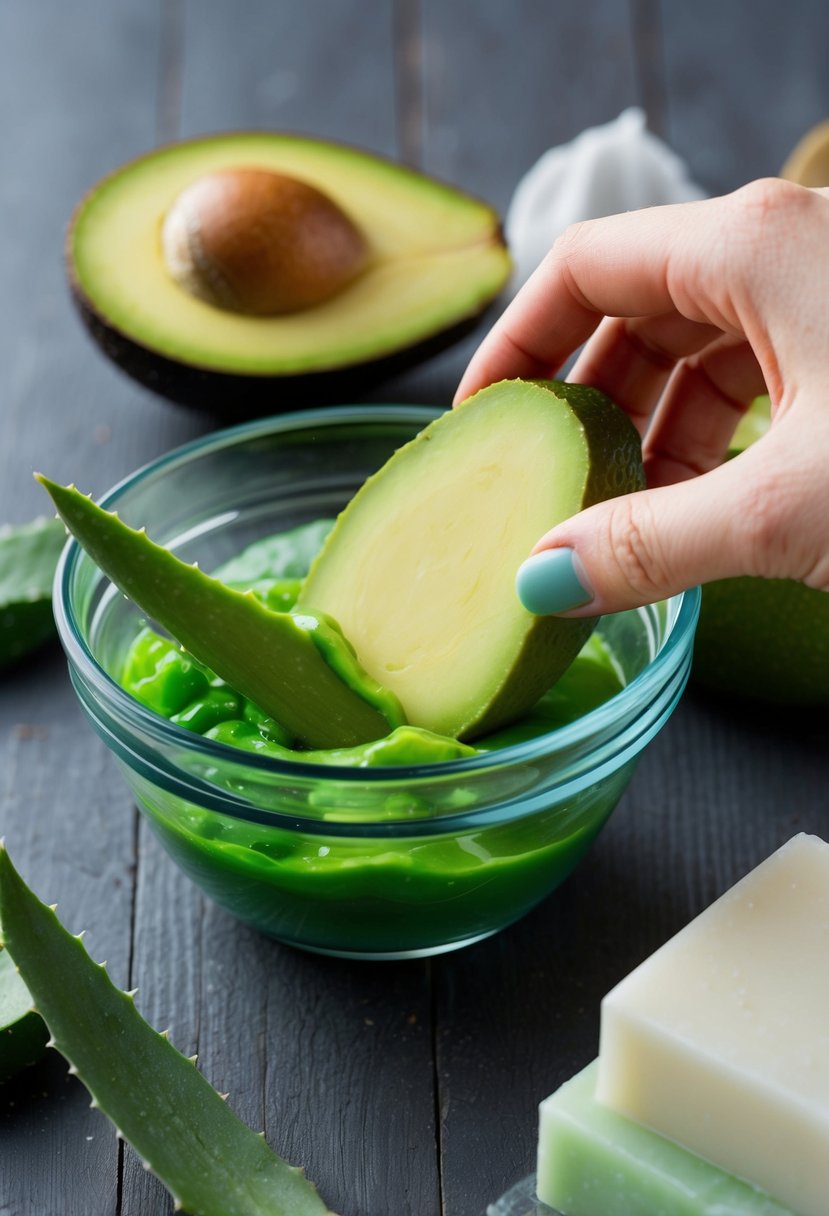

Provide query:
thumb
left=515, top=443, right=811, bottom=617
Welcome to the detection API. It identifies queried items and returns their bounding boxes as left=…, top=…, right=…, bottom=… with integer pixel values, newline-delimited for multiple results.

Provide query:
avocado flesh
left=299, top=380, right=645, bottom=740
left=69, top=133, right=510, bottom=389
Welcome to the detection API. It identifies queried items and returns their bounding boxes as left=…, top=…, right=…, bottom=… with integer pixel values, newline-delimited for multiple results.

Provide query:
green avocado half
left=66, top=133, right=512, bottom=412
left=693, top=395, right=829, bottom=704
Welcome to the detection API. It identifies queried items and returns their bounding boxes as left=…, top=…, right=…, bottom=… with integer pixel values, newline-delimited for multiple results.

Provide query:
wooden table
left=2, top=3, right=828, bottom=1213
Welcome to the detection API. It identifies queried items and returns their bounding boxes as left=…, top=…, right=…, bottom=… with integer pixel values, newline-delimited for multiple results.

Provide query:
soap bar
left=537, top=1061, right=794, bottom=1216
left=597, top=834, right=829, bottom=1216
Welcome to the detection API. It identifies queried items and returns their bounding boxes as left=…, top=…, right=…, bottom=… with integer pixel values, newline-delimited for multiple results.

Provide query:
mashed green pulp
left=120, top=518, right=624, bottom=765
left=117, top=521, right=631, bottom=955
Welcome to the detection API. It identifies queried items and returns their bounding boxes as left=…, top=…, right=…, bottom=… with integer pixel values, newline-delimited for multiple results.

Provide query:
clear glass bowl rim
left=54, top=404, right=701, bottom=784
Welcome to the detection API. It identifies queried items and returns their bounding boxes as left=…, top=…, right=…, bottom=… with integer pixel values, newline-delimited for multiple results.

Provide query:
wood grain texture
left=0, top=655, right=135, bottom=1214
left=660, top=0, right=829, bottom=191
left=0, top=2, right=204, bottom=1212
left=177, top=0, right=399, bottom=156
left=376, top=0, right=642, bottom=407
left=0, top=0, right=208, bottom=522
left=251, top=948, right=438, bottom=1216
left=121, top=826, right=442, bottom=1216
left=419, top=0, right=640, bottom=214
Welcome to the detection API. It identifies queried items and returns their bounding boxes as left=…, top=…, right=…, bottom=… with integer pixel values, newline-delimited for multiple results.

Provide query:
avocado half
left=66, top=133, right=512, bottom=412
left=693, top=395, right=829, bottom=705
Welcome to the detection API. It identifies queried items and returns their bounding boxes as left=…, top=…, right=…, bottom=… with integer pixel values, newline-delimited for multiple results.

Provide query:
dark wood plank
left=0, top=654, right=137, bottom=1216
left=373, top=0, right=642, bottom=408
left=0, top=1, right=179, bottom=1211
left=0, top=2, right=209, bottom=1212
left=660, top=0, right=829, bottom=191
left=117, top=826, right=204, bottom=1215
left=177, top=0, right=399, bottom=155
left=0, top=1, right=208, bottom=524
left=247, top=947, right=438, bottom=1216
left=629, top=0, right=669, bottom=138
left=120, top=4, right=441, bottom=1214
left=420, top=0, right=640, bottom=215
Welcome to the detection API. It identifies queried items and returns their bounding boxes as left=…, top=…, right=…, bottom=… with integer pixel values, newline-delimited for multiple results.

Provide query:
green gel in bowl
left=53, top=407, right=699, bottom=959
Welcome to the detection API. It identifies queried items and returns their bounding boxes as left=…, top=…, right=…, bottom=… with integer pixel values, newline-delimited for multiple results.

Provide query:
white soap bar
left=597, top=834, right=829, bottom=1216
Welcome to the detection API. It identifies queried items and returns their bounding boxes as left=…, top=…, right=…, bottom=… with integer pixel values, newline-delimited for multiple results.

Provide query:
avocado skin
left=68, top=283, right=498, bottom=416
left=694, top=576, right=829, bottom=705
left=692, top=395, right=829, bottom=705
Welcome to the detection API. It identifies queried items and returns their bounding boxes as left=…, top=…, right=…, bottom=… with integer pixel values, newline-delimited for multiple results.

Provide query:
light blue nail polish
left=515, top=548, right=592, bottom=615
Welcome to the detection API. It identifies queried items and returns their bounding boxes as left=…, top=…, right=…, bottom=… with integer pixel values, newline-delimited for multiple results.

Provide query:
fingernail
left=515, top=548, right=592, bottom=615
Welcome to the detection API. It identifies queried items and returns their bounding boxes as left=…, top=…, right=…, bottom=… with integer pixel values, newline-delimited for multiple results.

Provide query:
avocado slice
left=37, top=477, right=403, bottom=749
left=299, top=380, right=645, bottom=740
left=67, top=133, right=511, bottom=411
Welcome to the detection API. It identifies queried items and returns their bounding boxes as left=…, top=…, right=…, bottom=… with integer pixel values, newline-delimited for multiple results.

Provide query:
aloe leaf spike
left=0, top=844, right=339, bottom=1216
left=37, top=475, right=400, bottom=749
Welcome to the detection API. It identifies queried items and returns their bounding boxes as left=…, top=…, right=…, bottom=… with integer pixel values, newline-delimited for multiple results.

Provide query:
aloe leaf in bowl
left=36, top=476, right=401, bottom=748
left=0, top=844, right=339, bottom=1215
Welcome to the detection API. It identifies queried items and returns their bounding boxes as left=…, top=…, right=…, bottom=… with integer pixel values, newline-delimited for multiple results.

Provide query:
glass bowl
left=54, top=406, right=700, bottom=960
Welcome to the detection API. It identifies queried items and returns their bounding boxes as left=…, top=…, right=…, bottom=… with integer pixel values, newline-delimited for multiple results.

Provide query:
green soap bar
left=537, top=1062, right=795, bottom=1216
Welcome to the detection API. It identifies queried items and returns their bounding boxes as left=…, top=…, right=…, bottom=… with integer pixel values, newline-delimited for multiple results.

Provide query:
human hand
left=455, top=179, right=829, bottom=616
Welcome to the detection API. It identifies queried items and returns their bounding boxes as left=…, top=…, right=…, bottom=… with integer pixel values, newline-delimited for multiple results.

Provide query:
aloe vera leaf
left=0, top=516, right=66, bottom=672
left=215, top=519, right=334, bottom=588
left=0, top=932, right=48, bottom=1082
left=37, top=476, right=398, bottom=748
left=0, top=845, right=339, bottom=1216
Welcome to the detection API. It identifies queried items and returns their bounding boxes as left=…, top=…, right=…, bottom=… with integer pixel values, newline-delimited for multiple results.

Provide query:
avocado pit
left=161, top=167, right=369, bottom=316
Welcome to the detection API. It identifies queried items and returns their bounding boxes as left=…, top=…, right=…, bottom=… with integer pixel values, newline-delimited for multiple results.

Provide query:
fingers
left=456, top=180, right=829, bottom=615
left=529, top=306, right=768, bottom=487
left=455, top=197, right=720, bottom=404
left=516, top=465, right=739, bottom=618
left=453, top=258, right=603, bottom=402
left=516, top=422, right=829, bottom=617
left=643, top=336, right=768, bottom=485
left=568, top=313, right=725, bottom=436
left=457, top=180, right=829, bottom=407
